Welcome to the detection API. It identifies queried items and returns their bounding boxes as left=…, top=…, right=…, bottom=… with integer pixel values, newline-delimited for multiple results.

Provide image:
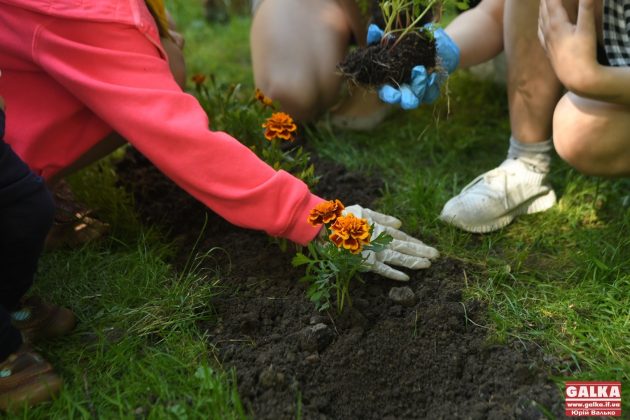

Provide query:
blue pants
left=0, top=110, right=54, bottom=361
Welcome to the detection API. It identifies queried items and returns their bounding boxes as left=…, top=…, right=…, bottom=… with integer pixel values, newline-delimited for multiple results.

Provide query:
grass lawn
left=13, top=1, right=628, bottom=418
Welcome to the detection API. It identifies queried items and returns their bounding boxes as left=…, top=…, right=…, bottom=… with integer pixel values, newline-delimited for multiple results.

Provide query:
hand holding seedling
left=538, top=0, right=598, bottom=95
left=368, top=23, right=460, bottom=109
left=343, top=204, right=439, bottom=281
left=295, top=200, right=439, bottom=312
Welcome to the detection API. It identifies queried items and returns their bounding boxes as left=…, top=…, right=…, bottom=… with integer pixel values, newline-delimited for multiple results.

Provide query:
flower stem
left=391, top=0, right=439, bottom=49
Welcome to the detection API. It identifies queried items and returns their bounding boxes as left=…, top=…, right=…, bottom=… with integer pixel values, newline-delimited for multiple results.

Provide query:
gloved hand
left=367, top=23, right=460, bottom=109
left=344, top=204, right=439, bottom=281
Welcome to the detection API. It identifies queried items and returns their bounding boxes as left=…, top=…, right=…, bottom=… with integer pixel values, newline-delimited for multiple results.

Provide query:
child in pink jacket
left=0, top=0, right=439, bottom=409
left=0, top=0, right=438, bottom=254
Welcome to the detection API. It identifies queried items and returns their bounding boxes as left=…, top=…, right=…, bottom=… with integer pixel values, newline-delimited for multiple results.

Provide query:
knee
left=553, top=97, right=599, bottom=175
left=553, top=128, right=593, bottom=174
left=258, top=76, right=322, bottom=122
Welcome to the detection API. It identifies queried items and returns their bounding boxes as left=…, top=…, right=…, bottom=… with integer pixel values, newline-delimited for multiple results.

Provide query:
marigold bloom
left=254, top=88, right=275, bottom=108
left=308, top=199, right=345, bottom=226
left=191, top=73, right=206, bottom=85
left=329, top=214, right=371, bottom=254
left=262, top=112, right=297, bottom=142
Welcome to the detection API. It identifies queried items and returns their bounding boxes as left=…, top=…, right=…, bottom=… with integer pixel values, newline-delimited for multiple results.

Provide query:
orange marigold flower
left=262, top=112, right=297, bottom=142
left=329, top=214, right=371, bottom=254
left=191, top=73, right=207, bottom=85
left=254, top=88, right=275, bottom=108
left=308, top=199, right=345, bottom=226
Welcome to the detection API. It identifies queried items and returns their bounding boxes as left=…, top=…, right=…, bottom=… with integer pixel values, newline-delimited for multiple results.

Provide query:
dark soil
left=338, top=31, right=436, bottom=88
left=116, top=148, right=565, bottom=419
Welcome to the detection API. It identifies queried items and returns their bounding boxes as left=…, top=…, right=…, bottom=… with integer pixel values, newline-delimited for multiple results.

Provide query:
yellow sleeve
left=145, top=0, right=170, bottom=38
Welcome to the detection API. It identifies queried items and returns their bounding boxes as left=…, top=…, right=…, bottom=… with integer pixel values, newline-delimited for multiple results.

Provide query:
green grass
left=14, top=0, right=629, bottom=417
left=6, top=162, right=246, bottom=419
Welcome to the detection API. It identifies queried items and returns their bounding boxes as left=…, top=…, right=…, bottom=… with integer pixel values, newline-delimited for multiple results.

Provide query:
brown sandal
left=0, top=346, right=62, bottom=412
left=45, top=180, right=109, bottom=250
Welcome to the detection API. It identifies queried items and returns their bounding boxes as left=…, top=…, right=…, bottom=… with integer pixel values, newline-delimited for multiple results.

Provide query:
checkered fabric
left=603, top=0, right=630, bottom=66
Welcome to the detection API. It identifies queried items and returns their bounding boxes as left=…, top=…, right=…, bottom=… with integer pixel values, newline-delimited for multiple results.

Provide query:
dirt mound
left=116, top=148, right=564, bottom=419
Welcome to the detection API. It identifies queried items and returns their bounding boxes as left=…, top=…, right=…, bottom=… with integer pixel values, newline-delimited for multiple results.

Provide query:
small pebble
left=388, top=286, right=417, bottom=307
left=305, top=354, right=320, bottom=364
left=299, top=323, right=334, bottom=352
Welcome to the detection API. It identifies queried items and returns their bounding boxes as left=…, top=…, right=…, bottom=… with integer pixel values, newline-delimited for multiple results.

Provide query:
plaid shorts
left=603, top=0, right=630, bottom=66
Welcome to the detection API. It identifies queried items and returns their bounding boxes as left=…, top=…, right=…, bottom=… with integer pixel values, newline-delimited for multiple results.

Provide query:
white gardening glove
left=344, top=205, right=439, bottom=281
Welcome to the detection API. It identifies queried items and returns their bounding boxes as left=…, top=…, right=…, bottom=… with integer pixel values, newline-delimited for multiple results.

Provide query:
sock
left=10, top=309, right=31, bottom=322
left=507, top=136, right=552, bottom=173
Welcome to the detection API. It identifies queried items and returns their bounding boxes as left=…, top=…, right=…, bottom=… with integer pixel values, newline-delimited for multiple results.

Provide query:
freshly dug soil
left=338, top=32, right=436, bottom=88
left=116, top=148, right=565, bottom=419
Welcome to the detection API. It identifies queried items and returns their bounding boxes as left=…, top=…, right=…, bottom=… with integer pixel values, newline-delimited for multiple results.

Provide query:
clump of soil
left=339, top=1, right=438, bottom=88
left=338, top=31, right=436, bottom=88
left=116, top=147, right=565, bottom=419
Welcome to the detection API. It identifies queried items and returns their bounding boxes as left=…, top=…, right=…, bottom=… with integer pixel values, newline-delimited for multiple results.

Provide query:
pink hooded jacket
left=0, top=0, right=324, bottom=245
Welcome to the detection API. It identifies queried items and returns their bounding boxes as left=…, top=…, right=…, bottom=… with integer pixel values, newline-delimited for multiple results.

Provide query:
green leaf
left=292, top=253, right=311, bottom=267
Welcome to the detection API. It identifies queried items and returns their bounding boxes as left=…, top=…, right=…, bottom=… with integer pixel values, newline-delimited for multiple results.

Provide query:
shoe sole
left=442, top=189, right=557, bottom=234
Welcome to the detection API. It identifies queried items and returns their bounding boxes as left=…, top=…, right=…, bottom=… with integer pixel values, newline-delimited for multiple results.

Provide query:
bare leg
left=251, top=0, right=353, bottom=122
left=554, top=93, right=630, bottom=176
left=440, top=0, right=569, bottom=233
left=504, top=0, right=567, bottom=143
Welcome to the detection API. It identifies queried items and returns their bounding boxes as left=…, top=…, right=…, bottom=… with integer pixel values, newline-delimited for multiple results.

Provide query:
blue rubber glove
left=366, top=24, right=460, bottom=109
left=366, top=24, right=385, bottom=45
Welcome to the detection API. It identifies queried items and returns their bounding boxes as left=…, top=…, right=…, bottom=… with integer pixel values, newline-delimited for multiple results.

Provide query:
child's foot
left=0, top=346, right=62, bottom=412
left=11, top=297, right=76, bottom=343
left=440, top=158, right=557, bottom=233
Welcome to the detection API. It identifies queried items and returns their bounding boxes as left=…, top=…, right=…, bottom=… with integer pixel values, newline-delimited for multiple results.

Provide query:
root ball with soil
left=338, top=30, right=436, bottom=87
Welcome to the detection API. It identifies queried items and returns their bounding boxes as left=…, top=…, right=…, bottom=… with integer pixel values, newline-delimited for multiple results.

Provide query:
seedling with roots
left=338, top=0, right=459, bottom=88
left=380, top=0, right=440, bottom=47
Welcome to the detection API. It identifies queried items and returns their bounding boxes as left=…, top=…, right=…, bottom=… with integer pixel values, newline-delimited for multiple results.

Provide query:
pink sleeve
left=34, top=20, right=323, bottom=245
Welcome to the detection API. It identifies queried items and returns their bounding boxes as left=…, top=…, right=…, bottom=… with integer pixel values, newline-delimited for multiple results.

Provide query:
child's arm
left=445, top=0, right=504, bottom=69
left=33, top=18, right=324, bottom=245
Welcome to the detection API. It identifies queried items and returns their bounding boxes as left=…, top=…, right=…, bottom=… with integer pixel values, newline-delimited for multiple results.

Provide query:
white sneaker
left=440, top=158, right=557, bottom=233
